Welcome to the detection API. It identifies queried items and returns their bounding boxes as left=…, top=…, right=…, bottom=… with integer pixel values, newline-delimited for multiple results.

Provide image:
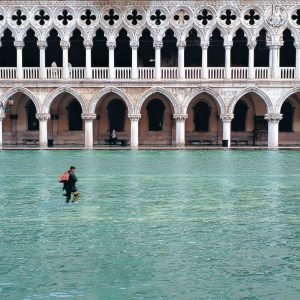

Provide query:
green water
left=0, top=150, right=300, bottom=299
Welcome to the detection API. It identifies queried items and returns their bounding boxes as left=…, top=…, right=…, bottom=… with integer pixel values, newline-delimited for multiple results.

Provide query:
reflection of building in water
left=0, top=0, right=300, bottom=149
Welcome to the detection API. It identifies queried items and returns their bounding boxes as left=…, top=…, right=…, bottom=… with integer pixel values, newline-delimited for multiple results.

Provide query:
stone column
left=36, top=113, right=51, bottom=149
left=38, top=41, right=47, bottom=79
left=154, top=41, right=162, bottom=80
left=177, top=41, right=186, bottom=79
left=60, top=41, right=70, bottom=80
left=82, top=114, right=97, bottom=149
left=225, top=44, right=232, bottom=79
left=270, top=45, right=280, bottom=79
left=295, top=44, right=300, bottom=80
left=107, top=41, right=116, bottom=79
left=84, top=42, right=93, bottom=79
left=0, top=115, right=4, bottom=149
left=130, top=41, right=139, bottom=79
left=248, top=42, right=256, bottom=79
left=201, top=43, right=209, bottom=79
left=14, top=41, right=24, bottom=80
left=129, top=114, right=141, bottom=149
left=264, top=113, right=282, bottom=148
left=173, top=114, right=188, bottom=148
left=220, top=114, right=234, bottom=148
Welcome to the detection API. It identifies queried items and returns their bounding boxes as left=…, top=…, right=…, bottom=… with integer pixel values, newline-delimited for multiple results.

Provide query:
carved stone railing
left=185, top=67, right=202, bottom=79
left=161, top=67, right=178, bottom=79
left=231, top=67, right=248, bottom=79
left=115, top=67, right=131, bottom=79
left=0, top=68, right=17, bottom=79
left=138, top=67, right=155, bottom=80
left=46, top=67, right=62, bottom=79
left=23, top=67, right=40, bottom=79
left=70, top=67, right=85, bottom=80
left=208, top=67, right=224, bottom=79
left=280, top=67, right=295, bottom=79
left=91, top=67, right=109, bottom=79
left=255, top=67, right=270, bottom=79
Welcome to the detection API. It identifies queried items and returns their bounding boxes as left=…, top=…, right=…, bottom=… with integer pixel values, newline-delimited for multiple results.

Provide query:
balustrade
left=23, top=68, right=40, bottom=79
left=208, top=67, right=224, bottom=79
left=231, top=67, right=248, bottom=79
left=138, top=68, right=155, bottom=80
left=91, top=68, right=109, bottom=79
left=185, top=67, right=202, bottom=79
left=115, top=67, right=131, bottom=79
left=161, top=67, right=178, bottom=80
left=255, top=67, right=270, bottom=79
left=280, top=67, right=295, bottom=79
left=46, top=67, right=62, bottom=79
left=0, top=68, right=17, bottom=79
left=70, top=67, right=85, bottom=80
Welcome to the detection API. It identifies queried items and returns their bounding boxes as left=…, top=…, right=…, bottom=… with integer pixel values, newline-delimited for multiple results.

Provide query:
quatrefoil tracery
left=81, top=9, right=96, bottom=26
left=150, top=10, right=166, bottom=25
left=12, top=10, right=27, bottom=26
left=58, top=10, right=73, bottom=26
left=173, top=10, right=190, bottom=26
left=244, top=9, right=260, bottom=25
left=127, top=9, right=143, bottom=26
left=35, top=10, right=50, bottom=26
left=291, top=9, right=300, bottom=25
left=220, top=9, right=236, bottom=25
left=197, top=9, right=213, bottom=25
left=104, top=9, right=119, bottom=26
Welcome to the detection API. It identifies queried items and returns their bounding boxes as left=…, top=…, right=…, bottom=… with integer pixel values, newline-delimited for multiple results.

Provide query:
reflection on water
left=0, top=150, right=300, bottom=299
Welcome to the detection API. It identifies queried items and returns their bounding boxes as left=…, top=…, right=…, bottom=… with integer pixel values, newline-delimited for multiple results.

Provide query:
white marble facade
left=0, top=0, right=300, bottom=148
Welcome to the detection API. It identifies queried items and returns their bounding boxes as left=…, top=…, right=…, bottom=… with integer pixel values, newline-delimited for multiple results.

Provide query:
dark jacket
left=63, top=170, right=78, bottom=192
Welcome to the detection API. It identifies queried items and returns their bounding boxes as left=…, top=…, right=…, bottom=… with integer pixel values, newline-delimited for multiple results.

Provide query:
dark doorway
left=279, top=102, right=294, bottom=132
left=0, top=29, right=16, bottom=67
left=23, top=29, right=39, bottom=67
left=232, top=101, right=248, bottom=131
left=68, top=101, right=82, bottom=131
left=231, top=29, right=248, bottom=67
left=92, top=29, right=108, bottom=67
left=185, top=29, right=202, bottom=67
left=46, top=29, right=62, bottom=67
left=255, top=29, right=269, bottom=67
left=26, top=100, right=39, bottom=131
left=147, top=99, right=165, bottom=131
left=107, top=99, right=126, bottom=131
left=69, top=29, right=85, bottom=67
left=208, top=29, right=225, bottom=67
left=280, top=29, right=295, bottom=67
left=194, top=101, right=210, bottom=131
left=115, top=29, right=131, bottom=67
left=138, top=29, right=155, bottom=67
left=162, top=29, right=178, bottom=67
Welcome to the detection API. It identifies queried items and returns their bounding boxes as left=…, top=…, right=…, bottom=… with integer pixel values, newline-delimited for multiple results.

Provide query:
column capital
left=81, top=113, right=97, bottom=120
left=224, top=43, right=233, bottom=49
left=14, top=41, right=24, bottom=49
left=173, top=114, right=188, bottom=121
left=130, top=41, right=139, bottom=49
left=264, top=113, right=282, bottom=122
left=201, top=43, right=209, bottom=50
left=84, top=41, right=93, bottom=49
left=37, top=41, right=47, bottom=49
left=220, top=113, right=234, bottom=121
left=267, top=43, right=283, bottom=49
left=60, top=41, right=70, bottom=49
left=294, top=43, right=300, bottom=49
left=107, top=41, right=116, bottom=49
left=36, top=113, right=51, bottom=121
left=247, top=41, right=257, bottom=50
left=153, top=41, right=163, bottom=49
left=128, top=114, right=141, bottom=121
left=177, top=41, right=186, bottom=48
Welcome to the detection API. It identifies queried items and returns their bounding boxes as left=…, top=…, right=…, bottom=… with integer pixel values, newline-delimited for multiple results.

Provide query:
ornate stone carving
left=81, top=113, right=97, bottom=120
left=36, top=113, right=51, bottom=121
left=83, top=41, right=93, bottom=49
left=220, top=113, right=234, bottom=121
left=130, top=41, right=139, bottom=49
left=173, top=9, right=190, bottom=26
left=153, top=41, right=163, bottom=48
left=128, top=114, right=141, bottom=121
left=266, top=5, right=286, bottom=27
left=173, top=114, right=188, bottom=121
left=264, top=113, right=283, bottom=122
left=60, top=41, right=70, bottom=49
left=14, top=41, right=24, bottom=49
left=176, top=41, right=186, bottom=48
left=37, top=41, right=48, bottom=49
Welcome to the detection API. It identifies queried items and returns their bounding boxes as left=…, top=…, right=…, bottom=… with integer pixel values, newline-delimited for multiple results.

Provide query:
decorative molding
left=81, top=113, right=97, bottom=120
left=128, top=114, right=141, bottom=121
left=37, top=41, right=48, bottom=49
left=36, top=113, right=51, bottom=121
left=173, top=113, right=188, bottom=121
left=264, top=113, right=283, bottom=122
left=220, top=113, right=234, bottom=121
left=14, top=41, right=24, bottom=48
left=60, top=41, right=70, bottom=49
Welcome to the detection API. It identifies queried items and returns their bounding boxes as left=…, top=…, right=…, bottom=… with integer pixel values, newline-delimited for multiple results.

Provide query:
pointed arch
left=182, top=87, right=225, bottom=114
left=43, top=87, right=87, bottom=114
left=228, top=87, right=273, bottom=114
left=0, top=87, right=41, bottom=112
left=90, top=87, right=134, bottom=114
left=231, top=25, right=252, bottom=44
left=19, top=26, right=41, bottom=41
left=42, top=25, right=64, bottom=41
left=135, top=87, right=180, bottom=114
left=253, top=25, right=274, bottom=43
left=205, top=24, right=228, bottom=44
left=276, top=88, right=300, bottom=113
left=136, top=25, right=158, bottom=42
left=0, top=26, right=18, bottom=41
left=159, top=25, right=181, bottom=41
left=277, top=25, right=299, bottom=45
left=184, top=27, right=204, bottom=43
left=112, top=26, right=135, bottom=43
left=88, top=24, right=110, bottom=42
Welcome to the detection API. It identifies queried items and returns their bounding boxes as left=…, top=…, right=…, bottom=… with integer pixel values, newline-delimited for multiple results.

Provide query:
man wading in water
left=62, top=166, right=80, bottom=203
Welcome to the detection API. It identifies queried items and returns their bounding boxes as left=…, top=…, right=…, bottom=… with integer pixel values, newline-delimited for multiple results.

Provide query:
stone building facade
left=0, top=0, right=300, bottom=148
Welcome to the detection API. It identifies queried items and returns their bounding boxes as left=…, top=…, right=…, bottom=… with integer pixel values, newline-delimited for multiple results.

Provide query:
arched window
left=147, top=99, right=165, bottom=131
left=194, top=101, right=210, bottom=131
left=23, top=29, right=39, bottom=67
left=26, top=100, right=39, bottom=131
left=138, top=29, right=155, bottom=67
left=231, top=29, right=248, bottom=67
left=69, top=29, right=85, bottom=67
left=115, top=29, right=131, bottom=67
left=280, top=29, right=295, bottom=67
left=279, top=102, right=294, bottom=132
left=107, top=99, right=126, bottom=131
left=46, top=29, right=62, bottom=67
left=0, top=29, right=16, bottom=67
left=232, top=101, right=248, bottom=131
left=162, top=29, right=178, bottom=67
left=68, top=101, right=82, bottom=131
left=185, top=29, right=202, bottom=67
left=255, top=29, right=269, bottom=67
left=208, top=29, right=225, bottom=67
